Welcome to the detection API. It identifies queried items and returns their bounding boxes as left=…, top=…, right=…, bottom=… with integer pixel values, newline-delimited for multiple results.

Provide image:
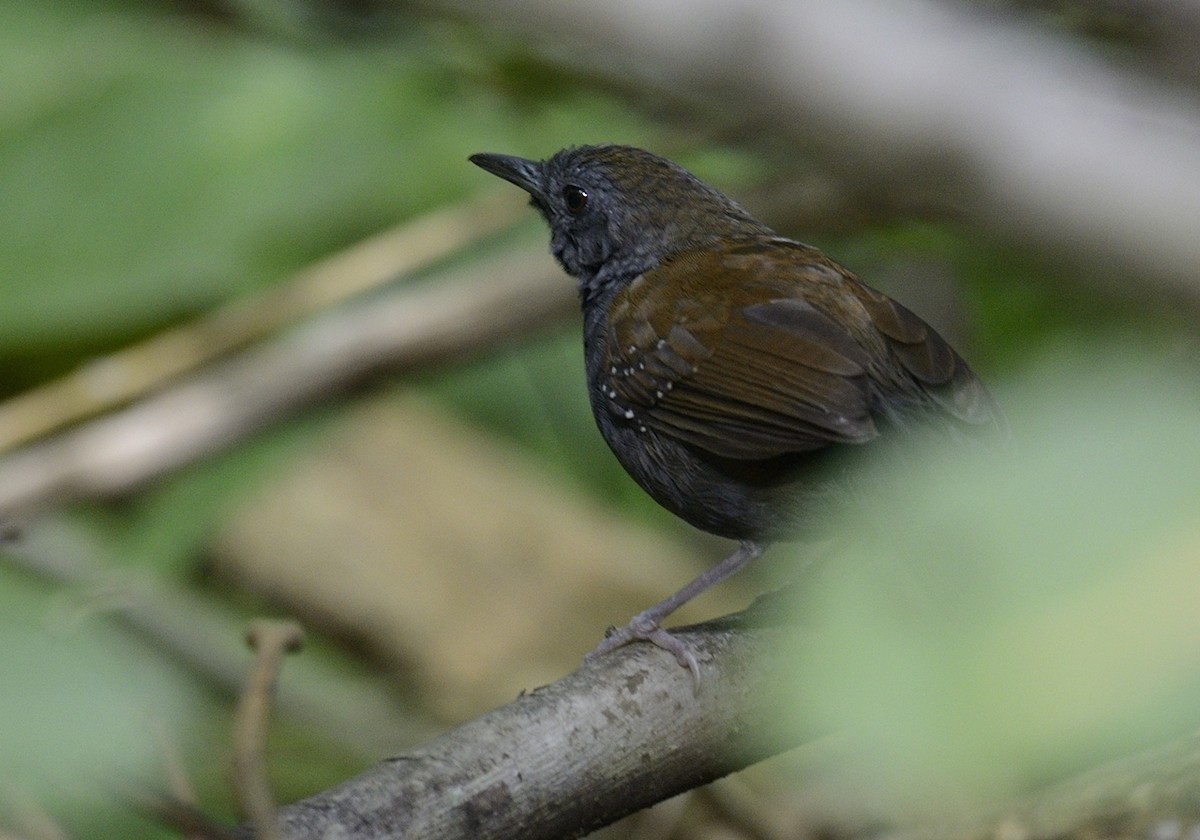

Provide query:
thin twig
left=233, top=620, right=305, bottom=840
left=126, top=790, right=239, bottom=840
left=150, top=715, right=206, bottom=840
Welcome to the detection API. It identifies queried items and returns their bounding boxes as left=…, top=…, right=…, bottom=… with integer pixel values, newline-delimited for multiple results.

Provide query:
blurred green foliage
left=0, top=0, right=652, bottom=387
left=0, top=566, right=188, bottom=797
left=782, top=343, right=1200, bottom=809
left=0, top=1, right=656, bottom=834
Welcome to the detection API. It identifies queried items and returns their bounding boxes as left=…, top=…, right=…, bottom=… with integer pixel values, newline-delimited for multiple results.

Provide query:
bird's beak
left=469, top=153, right=545, bottom=200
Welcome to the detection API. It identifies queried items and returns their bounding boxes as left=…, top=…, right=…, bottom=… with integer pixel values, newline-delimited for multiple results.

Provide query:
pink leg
left=584, top=540, right=764, bottom=684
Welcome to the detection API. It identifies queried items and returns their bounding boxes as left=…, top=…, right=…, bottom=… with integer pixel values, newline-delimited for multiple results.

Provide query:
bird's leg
left=584, top=540, right=764, bottom=683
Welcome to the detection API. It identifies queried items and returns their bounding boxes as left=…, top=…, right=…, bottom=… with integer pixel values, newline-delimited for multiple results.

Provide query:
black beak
left=469, top=152, right=545, bottom=199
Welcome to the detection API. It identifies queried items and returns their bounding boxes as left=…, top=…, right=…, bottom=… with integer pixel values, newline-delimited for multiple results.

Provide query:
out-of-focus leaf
left=0, top=566, right=193, bottom=801
left=0, top=0, right=650, bottom=384
left=778, top=341, right=1200, bottom=808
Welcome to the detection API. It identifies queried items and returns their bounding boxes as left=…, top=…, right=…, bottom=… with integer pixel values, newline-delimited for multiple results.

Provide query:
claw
left=584, top=620, right=702, bottom=687
left=582, top=542, right=765, bottom=688
left=646, top=627, right=701, bottom=685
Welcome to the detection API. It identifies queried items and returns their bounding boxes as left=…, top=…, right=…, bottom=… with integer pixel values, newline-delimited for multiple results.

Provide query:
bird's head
left=470, top=144, right=770, bottom=299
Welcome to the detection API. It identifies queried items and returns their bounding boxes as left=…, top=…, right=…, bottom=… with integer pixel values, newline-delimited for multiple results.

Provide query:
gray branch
left=418, top=0, right=1200, bottom=301
left=233, top=619, right=804, bottom=839
left=225, top=608, right=1200, bottom=840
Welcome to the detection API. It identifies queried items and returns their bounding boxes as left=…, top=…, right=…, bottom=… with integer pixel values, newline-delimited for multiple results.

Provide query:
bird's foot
left=584, top=614, right=701, bottom=685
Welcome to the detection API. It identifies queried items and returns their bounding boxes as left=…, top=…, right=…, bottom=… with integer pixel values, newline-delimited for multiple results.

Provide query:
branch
left=232, top=618, right=805, bottom=840
left=213, top=595, right=1200, bottom=840
left=0, top=192, right=522, bottom=454
left=419, top=0, right=1200, bottom=302
left=0, top=247, right=574, bottom=519
left=1003, top=0, right=1200, bottom=89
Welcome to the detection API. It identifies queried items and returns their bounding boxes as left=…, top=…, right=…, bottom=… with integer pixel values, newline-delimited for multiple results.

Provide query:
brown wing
left=600, top=243, right=1003, bottom=461
left=847, top=280, right=1006, bottom=432
left=601, top=248, right=876, bottom=460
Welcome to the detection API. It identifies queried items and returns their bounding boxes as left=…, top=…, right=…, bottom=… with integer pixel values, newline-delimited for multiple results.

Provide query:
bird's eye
left=563, top=185, right=588, bottom=214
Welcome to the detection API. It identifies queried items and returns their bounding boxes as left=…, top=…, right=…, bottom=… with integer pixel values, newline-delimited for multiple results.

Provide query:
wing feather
left=599, top=243, right=1005, bottom=460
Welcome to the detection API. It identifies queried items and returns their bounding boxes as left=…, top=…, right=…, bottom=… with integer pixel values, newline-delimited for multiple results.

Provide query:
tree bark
left=233, top=618, right=805, bottom=839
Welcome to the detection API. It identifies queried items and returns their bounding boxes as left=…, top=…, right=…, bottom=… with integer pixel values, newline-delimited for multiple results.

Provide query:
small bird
left=470, top=145, right=1005, bottom=681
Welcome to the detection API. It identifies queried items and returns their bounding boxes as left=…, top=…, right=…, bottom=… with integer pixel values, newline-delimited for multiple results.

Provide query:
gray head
left=470, top=145, right=770, bottom=299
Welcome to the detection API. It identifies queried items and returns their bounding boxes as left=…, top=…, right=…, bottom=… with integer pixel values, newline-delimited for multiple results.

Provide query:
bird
left=470, top=144, right=1006, bottom=682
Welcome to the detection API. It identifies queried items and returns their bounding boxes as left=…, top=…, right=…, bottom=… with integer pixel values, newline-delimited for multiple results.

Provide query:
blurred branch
left=127, top=791, right=238, bottom=840
left=230, top=618, right=805, bottom=840
left=0, top=245, right=573, bottom=519
left=0, top=790, right=71, bottom=840
left=0, top=191, right=523, bottom=455
left=885, top=727, right=1200, bottom=840
left=150, top=718, right=207, bottom=840
left=418, top=0, right=1200, bottom=303
left=1006, top=0, right=1200, bottom=87
left=0, top=519, right=437, bottom=758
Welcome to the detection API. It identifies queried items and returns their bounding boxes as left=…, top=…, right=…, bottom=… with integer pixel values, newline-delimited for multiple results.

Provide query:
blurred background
left=1, top=1, right=1199, bottom=837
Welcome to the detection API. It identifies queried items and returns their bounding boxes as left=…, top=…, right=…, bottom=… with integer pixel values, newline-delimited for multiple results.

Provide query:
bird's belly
left=595, top=414, right=823, bottom=542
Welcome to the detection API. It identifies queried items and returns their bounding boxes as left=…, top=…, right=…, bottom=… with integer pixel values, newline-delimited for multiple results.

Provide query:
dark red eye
left=563, top=185, right=588, bottom=214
